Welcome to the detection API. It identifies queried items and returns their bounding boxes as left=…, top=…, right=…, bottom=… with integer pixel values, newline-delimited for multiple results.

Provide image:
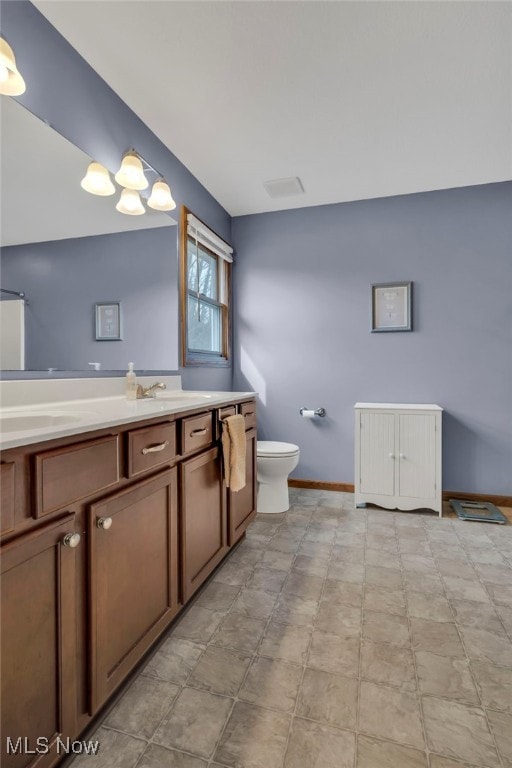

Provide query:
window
left=180, top=207, right=232, bottom=366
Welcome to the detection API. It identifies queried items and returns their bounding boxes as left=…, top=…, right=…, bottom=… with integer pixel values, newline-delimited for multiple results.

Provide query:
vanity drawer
left=218, top=406, right=236, bottom=422
left=127, top=422, right=176, bottom=477
left=239, top=402, right=257, bottom=431
left=1, top=463, right=15, bottom=535
left=181, top=412, right=213, bottom=455
left=34, top=435, right=120, bottom=518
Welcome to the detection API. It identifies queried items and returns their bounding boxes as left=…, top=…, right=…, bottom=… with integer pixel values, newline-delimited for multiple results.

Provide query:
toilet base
left=257, top=480, right=290, bottom=514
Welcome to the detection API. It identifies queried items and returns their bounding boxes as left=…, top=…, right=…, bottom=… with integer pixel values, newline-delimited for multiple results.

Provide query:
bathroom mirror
left=0, top=98, right=179, bottom=372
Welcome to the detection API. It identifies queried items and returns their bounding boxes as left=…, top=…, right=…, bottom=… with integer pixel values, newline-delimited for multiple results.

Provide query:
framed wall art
left=371, top=282, right=412, bottom=332
left=95, top=302, right=122, bottom=341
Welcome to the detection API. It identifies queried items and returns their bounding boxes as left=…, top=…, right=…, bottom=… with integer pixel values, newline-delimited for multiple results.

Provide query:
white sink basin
left=154, top=392, right=214, bottom=401
left=0, top=411, right=91, bottom=432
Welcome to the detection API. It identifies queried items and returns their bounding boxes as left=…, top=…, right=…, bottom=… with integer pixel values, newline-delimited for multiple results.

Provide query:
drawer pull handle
left=244, top=411, right=255, bottom=416
left=191, top=428, right=208, bottom=436
left=142, top=440, right=169, bottom=455
left=62, top=532, right=81, bottom=548
left=97, top=517, right=113, bottom=530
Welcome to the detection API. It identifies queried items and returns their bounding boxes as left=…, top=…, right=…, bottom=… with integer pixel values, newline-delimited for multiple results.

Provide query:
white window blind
left=187, top=213, right=233, bottom=263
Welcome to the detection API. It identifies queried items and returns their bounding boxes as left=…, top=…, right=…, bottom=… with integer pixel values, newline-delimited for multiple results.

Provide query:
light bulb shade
left=0, top=37, right=26, bottom=96
left=80, top=161, right=115, bottom=196
left=147, top=180, right=176, bottom=211
left=116, top=188, right=145, bottom=215
left=114, top=152, right=148, bottom=190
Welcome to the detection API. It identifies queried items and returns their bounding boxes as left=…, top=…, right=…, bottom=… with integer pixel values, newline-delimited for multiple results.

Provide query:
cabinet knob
left=62, top=532, right=81, bottom=548
left=389, top=453, right=395, bottom=459
left=97, top=516, right=113, bottom=530
left=399, top=453, right=406, bottom=460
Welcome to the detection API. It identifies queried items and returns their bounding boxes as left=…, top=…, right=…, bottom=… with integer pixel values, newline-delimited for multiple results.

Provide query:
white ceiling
left=1, top=98, right=174, bottom=247
left=34, top=1, right=512, bottom=216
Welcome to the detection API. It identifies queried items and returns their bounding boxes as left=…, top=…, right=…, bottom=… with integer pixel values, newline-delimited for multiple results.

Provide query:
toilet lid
left=257, top=441, right=300, bottom=458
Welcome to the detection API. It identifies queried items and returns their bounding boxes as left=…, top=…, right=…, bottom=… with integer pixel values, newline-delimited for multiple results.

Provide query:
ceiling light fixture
left=148, top=179, right=176, bottom=211
left=80, top=161, right=115, bottom=196
left=116, top=187, right=145, bottom=216
left=115, top=150, right=148, bottom=190
left=0, top=37, right=26, bottom=96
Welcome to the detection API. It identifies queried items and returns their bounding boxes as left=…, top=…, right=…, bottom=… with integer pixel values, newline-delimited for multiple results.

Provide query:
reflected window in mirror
left=180, top=207, right=232, bottom=367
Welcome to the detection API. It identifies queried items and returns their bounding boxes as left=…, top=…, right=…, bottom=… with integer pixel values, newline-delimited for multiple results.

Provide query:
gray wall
left=232, top=182, right=512, bottom=496
left=1, top=226, right=178, bottom=371
left=1, top=1, right=232, bottom=389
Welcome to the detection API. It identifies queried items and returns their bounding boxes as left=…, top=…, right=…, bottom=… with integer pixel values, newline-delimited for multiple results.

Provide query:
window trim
left=180, top=206, right=231, bottom=367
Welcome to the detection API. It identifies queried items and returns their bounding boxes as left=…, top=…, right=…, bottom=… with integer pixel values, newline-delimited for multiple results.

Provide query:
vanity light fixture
left=115, top=150, right=148, bottom=190
left=147, top=179, right=176, bottom=211
left=80, top=161, right=115, bottom=196
left=116, top=187, right=145, bottom=216
left=0, top=37, right=26, bottom=96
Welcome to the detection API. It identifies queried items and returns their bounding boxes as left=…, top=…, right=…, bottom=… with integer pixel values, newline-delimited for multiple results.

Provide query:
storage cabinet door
left=181, top=447, right=227, bottom=601
left=397, top=413, right=437, bottom=500
left=359, top=411, right=395, bottom=496
left=228, top=427, right=257, bottom=545
left=89, top=469, right=179, bottom=711
left=1, top=516, right=78, bottom=768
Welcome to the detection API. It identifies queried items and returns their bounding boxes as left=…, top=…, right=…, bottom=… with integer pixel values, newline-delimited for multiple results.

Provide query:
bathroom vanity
left=0, top=380, right=257, bottom=768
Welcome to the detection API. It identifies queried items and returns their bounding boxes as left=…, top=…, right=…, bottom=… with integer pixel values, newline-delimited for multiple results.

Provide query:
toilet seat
left=257, top=441, right=300, bottom=458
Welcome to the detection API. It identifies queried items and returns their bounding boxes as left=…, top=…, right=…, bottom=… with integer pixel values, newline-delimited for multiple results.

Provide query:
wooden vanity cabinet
left=1, top=514, right=80, bottom=768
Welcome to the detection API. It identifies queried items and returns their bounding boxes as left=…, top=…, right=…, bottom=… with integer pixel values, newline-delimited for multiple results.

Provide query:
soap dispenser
left=126, top=362, right=137, bottom=400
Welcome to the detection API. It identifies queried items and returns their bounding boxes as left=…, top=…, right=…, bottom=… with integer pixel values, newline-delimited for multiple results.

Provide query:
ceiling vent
left=263, top=176, right=304, bottom=199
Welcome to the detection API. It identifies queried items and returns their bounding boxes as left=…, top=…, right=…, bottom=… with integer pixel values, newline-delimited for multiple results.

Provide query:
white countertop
left=354, top=402, right=443, bottom=411
left=0, top=376, right=255, bottom=450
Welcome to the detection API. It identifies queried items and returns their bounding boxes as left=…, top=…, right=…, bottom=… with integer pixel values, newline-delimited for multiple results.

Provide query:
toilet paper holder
left=299, top=407, right=326, bottom=418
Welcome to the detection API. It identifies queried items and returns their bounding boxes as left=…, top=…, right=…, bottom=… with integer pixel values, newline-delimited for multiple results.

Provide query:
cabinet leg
left=356, top=502, right=367, bottom=509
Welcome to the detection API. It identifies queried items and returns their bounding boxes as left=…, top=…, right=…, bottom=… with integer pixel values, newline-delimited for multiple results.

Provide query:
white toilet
left=256, top=441, right=300, bottom=514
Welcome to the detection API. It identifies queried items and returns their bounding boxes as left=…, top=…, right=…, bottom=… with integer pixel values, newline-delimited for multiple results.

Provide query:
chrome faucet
left=136, top=382, right=167, bottom=399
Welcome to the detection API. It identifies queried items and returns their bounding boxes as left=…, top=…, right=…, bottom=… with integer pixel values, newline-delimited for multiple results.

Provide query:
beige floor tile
left=415, top=651, right=479, bottom=703
left=72, top=728, right=146, bottom=768
left=104, top=676, right=179, bottom=739
left=144, top=637, right=205, bottom=684
left=315, top=602, right=362, bottom=637
left=450, top=599, right=504, bottom=633
left=356, top=734, right=428, bottom=768
left=259, top=621, right=312, bottom=664
left=327, top=561, right=365, bottom=584
left=365, top=551, right=401, bottom=571
left=407, top=591, right=453, bottom=622
left=246, top=567, right=288, bottom=593
left=292, top=554, right=329, bottom=577
left=361, top=639, right=416, bottom=691
left=214, top=701, right=290, bottom=768
left=297, top=540, right=331, bottom=560
left=213, top=561, right=255, bottom=587
left=239, top=656, right=302, bottom=712
left=296, top=667, right=358, bottom=729
left=460, top=625, right=512, bottom=667
left=471, top=660, right=512, bottom=712
left=498, top=606, right=512, bottom=634
left=404, top=572, right=445, bottom=595
left=363, top=610, right=411, bottom=647
left=260, top=550, right=295, bottom=571
left=212, top=613, right=266, bottom=653
left=400, top=554, right=436, bottom=573
left=137, top=745, right=207, bottom=768
left=442, top=576, right=491, bottom=604
left=304, top=527, right=337, bottom=544
left=358, top=681, right=424, bottom=748
left=173, top=606, right=226, bottom=644
left=188, top=646, right=251, bottom=697
left=364, top=585, right=407, bottom=616
left=487, top=709, right=512, bottom=768
left=230, top=588, right=277, bottom=620
left=429, top=757, right=486, bottom=768
left=322, top=579, right=363, bottom=607
left=410, top=618, right=465, bottom=658
left=307, top=630, right=360, bottom=676
left=365, top=564, right=403, bottom=588
left=196, top=582, right=241, bottom=611
left=154, top=688, right=232, bottom=759
left=282, top=572, right=324, bottom=600
left=422, top=696, right=500, bottom=767
left=285, top=717, right=356, bottom=768
left=272, top=593, right=318, bottom=627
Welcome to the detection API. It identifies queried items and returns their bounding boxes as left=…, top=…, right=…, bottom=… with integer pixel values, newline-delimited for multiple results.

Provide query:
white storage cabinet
left=354, top=403, right=443, bottom=516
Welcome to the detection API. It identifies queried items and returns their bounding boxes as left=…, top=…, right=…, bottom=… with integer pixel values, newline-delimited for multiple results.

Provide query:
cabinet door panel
left=359, top=412, right=395, bottom=495
left=89, top=469, right=179, bottom=711
left=1, top=516, right=78, bottom=768
left=398, top=414, right=437, bottom=499
left=181, top=447, right=227, bottom=601
left=228, top=428, right=257, bottom=545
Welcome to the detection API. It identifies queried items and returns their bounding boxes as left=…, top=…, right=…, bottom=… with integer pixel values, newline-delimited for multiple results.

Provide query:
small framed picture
left=95, top=302, right=122, bottom=341
left=371, top=282, right=412, bottom=332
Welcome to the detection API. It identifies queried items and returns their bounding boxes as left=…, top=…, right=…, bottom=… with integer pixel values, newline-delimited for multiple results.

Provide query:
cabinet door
left=1, top=515, right=78, bottom=768
left=89, top=469, right=179, bottom=711
left=397, top=413, right=437, bottom=500
left=181, top=446, right=227, bottom=601
left=359, top=411, right=395, bottom=496
left=228, top=427, right=257, bottom=545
